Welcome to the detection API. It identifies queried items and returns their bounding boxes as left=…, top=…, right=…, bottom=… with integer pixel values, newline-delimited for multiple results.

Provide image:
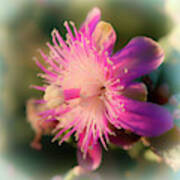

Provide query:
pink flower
left=26, top=99, right=58, bottom=150
left=30, top=7, right=173, bottom=171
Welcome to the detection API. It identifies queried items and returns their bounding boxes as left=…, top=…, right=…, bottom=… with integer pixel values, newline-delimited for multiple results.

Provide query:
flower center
left=60, top=49, right=106, bottom=99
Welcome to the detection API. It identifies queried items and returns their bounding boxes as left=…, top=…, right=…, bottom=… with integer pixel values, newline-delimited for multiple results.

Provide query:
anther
left=107, top=58, right=114, bottom=65
left=124, top=68, right=128, bottom=73
left=117, top=86, right=124, bottom=91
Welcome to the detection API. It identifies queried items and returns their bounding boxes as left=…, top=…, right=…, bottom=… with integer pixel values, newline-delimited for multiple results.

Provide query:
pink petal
left=117, top=96, right=173, bottom=137
left=92, top=21, right=116, bottom=54
left=80, top=7, right=101, bottom=35
left=64, top=88, right=81, bottom=101
left=111, top=37, right=164, bottom=85
left=77, top=133, right=102, bottom=171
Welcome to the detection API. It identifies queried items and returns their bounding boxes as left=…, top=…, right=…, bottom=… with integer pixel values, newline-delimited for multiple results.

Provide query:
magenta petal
left=117, top=96, right=173, bottom=137
left=80, top=7, right=101, bottom=35
left=111, top=37, right=164, bottom=85
left=63, top=88, right=81, bottom=101
left=77, top=142, right=102, bottom=171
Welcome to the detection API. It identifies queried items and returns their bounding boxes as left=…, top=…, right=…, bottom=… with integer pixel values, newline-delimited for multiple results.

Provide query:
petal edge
left=112, top=37, right=164, bottom=85
left=117, top=96, right=173, bottom=137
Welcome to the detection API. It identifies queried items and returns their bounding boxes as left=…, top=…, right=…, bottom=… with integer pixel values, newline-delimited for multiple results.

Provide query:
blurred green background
left=0, top=0, right=180, bottom=179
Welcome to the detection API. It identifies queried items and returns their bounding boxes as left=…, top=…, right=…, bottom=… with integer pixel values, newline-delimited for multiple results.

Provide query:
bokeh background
left=0, top=0, right=180, bottom=179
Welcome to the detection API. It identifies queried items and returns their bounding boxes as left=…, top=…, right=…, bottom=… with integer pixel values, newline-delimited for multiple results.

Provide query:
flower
left=29, top=7, right=173, bottom=171
left=26, top=99, right=58, bottom=150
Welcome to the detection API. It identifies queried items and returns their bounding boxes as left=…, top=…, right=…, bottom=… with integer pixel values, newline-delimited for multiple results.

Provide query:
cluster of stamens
left=32, top=20, right=129, bottom=154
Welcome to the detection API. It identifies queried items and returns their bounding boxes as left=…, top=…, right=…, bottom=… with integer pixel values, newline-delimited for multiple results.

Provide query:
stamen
left=51, top=29, right=68, bottom=49
left=33, top=18, right=131, bottom=156
left=107, top=57, right=114, bottom=65
left=124, top=68, right=128, bottom=73
left=69, top=21, right=80, bottom=40
left=52, top=118, right=78, bottom=142
left=33, top=57, right=57, bottom=77
left=38, top=48, right=59, bottom=72
left=30, top=85, right=46, bottom=91
left=121, top=108, right=125, bottom=112
left=117, top=85, right=124, bottom=90
left=64, top=21, right=74, bottom=41
left=59, top=127, right=76, bottom=145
